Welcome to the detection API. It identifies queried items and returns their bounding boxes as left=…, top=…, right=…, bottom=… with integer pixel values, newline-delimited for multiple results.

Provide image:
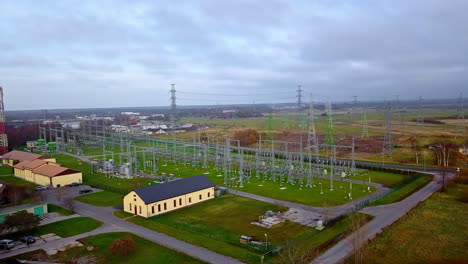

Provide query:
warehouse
left=13, top=160, right=82, bottom=187
left=123, top=175, right=215, bottom=218
left=1, top=150, right=56, bottom=166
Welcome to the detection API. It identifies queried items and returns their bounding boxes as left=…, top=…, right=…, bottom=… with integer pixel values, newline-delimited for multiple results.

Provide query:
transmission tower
left=0, top=87, right=8, bottom=155
left=296, top=85, right=303, bottom=107
left=267, top=112, right=274, bottom=140
left=417, top=96, right=424, bottom=126
left=170, top=83, right=176, bottom=118
left=361, top=106, right=369, bottom=139
left=456, top=92, right=465, bottom=137
left=325, top=102, right=334, bottom=145
left=307, top=96, right=318, bottom=152
left=383, top=101, right=393, bottom=155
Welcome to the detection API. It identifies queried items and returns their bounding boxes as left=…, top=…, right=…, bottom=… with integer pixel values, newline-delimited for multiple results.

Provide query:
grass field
left=371, top=175, right=432, bottom=206
left=0, top=166, right=13, bottom=175
left=0, top=217, right=102, bottom=241
left=47, top=204, right=74, bottom=216
left=7, top=232, right=205, bottom=264
left=351, top=171, right=408, bottom=187
left=127, top=194, right=369, bottom=263
left=75, top=191, right=123, bottom=207
left=113, top=210, right=133, bottom=219
left=347, top=185, right=468, bottom=264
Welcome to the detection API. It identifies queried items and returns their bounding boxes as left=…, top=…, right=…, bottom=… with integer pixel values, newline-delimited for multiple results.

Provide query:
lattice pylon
left=383, top=101, right=393, bottom=156
left=361, top=106, right=369, bottom=139
left=0, top=87, right=8, bottom=155
left=325, top=102, right=334, bottom=145
left=307, top=95, right=319, bottom=152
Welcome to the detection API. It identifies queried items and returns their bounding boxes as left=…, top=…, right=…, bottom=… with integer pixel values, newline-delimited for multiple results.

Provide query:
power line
left=177, top=90, right=291, bottom=96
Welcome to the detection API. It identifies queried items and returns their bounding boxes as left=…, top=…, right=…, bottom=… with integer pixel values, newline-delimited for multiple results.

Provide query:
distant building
left=121, top=112, right=140, bottom=116
left=2, top=150, right=82, bottom=188
left=123, top=175, right=215, bottom=218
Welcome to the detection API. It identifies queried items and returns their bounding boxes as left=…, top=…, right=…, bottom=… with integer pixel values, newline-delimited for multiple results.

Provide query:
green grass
left=113, top=210, right=134, bottom=219
left=126, top=194, right=368, bottom=263
left=0, top=166, right=13, bottom=175
left=0, top=175, right=38, bottom=189
left=371, top=175, right=432, bottom=205
left=347, top=185, right=468, bottom=264
left=75, top=191, right=123, bottom=207
left=351, top=171, right=408, bottom=187
left=47, top=204, right=74, bottom=216
left=34, top=217, right=102, bottom=238
left=6, top=232, right=206, bottom=264
left=0, top=217, right=102, bottom=241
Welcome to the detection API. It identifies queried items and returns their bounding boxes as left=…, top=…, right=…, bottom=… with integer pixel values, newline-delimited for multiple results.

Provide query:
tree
left=232, top=129, right=259, bottom=146
left=277, top=239, right=313, bottom=264
left=430, top=139, right=459, bottom=167
left=408, top=137, right=421, bottom=164
left=0, top=211, right=40, bottom=233
left=62, top=195, right=76, bottom=212
left=108, top=236, right=136, bottom=256
left=55, top=187, right=64, bottom=202
left=349, top=214, right=368, bottom=264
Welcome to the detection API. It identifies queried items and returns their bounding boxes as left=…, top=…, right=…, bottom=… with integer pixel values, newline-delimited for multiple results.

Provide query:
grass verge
left=371, top=175, right=432, bottom=205
left=47, top=204, right=74, bottom=216
left=75, top=191, right=123, bottom=207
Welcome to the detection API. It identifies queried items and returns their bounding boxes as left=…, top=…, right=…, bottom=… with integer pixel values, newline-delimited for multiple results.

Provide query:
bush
left=0, top=211, right=40, bottom=234
left=108, top=236, right=137, bottom=256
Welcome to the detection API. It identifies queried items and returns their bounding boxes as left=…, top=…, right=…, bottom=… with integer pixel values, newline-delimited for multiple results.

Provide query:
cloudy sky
left=1, top=0, right=467, bottom=110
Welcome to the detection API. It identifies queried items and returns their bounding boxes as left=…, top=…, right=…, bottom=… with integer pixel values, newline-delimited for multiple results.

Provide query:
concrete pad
left=44, top=235, right=61, bottom=242
left=40, top=233, right=57, bottom=239
left=46, top=249, right=58, bottom=255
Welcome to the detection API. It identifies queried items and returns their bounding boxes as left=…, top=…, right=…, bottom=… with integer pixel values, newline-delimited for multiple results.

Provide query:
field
left=0, top=166, right=13, bottom=175
left=75, top=191, right=123, bottom=207
left=0, top=175, right=38, bottom=189
left=6, top=232, right=205, bottom=264
left=0, top=217, right=102, bottom=241
left=347, top=184, right=468, bottom=264
left=127, top=194, right=370, bottom=263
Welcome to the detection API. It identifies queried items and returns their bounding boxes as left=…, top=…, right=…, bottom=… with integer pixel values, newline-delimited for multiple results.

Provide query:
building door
left=34, top=206, right=44, bottom=215
left=134, top=205, right=137, bottom=215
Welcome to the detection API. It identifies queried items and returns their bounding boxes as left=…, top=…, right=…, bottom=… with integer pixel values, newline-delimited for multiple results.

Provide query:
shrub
left=108, top=236, right=136, bottom=256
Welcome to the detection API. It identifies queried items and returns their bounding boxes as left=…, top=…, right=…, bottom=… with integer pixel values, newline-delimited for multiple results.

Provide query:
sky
left=1, top=0, right=467, bottom=110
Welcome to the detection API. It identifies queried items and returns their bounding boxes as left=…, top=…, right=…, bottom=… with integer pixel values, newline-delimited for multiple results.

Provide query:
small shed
left=0, top=202, right=48, bottom=223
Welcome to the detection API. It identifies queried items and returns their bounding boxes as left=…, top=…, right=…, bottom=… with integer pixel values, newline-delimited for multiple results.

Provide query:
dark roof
left=133, top=175, right=215, bottom=204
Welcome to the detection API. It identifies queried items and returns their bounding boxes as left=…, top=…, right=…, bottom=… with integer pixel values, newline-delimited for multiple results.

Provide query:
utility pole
left=325, top=102, right=334, bottom=145
left=361, top=106, right=369, bottom=139
left=417, top=96, right=424, bottom=126
left=307, top=95, right=318, bottom=152
left=456, top=92, right=465, bottom=138
left=296, top=85, right=303, bottom=107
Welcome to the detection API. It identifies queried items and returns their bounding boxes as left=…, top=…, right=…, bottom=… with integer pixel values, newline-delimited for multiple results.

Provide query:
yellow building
left=123, top=175, right=215, bottom=218
left=12, top=157, right=82, bottom=188
left=1, top=150, right=45, bottom=166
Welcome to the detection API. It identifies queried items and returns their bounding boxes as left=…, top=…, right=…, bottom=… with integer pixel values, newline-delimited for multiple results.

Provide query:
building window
left=179, top=198, right=182, bottom=206
left=199, top=194, right=202, bottom=200
left=208, top=192, right=210, bottom=197
left=134, top=198, right=136, bottom=202
left=158, top=204, right=161, bottom=212
left=139, top=206, right=142, bottom=214
left=152, top=206, right=154, bottom=214
left=189, top=197, right=192, bottom=203
left=173, top=200, right=176, bottom=207
left=129, top=203, right=132, bottom=210
left=164, top=203, right=167, bottom=210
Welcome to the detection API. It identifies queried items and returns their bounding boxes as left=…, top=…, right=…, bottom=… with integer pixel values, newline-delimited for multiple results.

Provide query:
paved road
left=0, top=187, right=244, bottom=264
left=312, top=172, right=449, bottom=264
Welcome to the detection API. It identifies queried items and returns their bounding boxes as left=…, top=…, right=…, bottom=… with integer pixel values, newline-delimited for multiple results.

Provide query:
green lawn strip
left=0, top=175, right=38, bottom=189
left=0, top=217, right=102, bottom=241
left=47, top=204, right=74, bottom=216
left=0, top=166, right=13, bottom=175
left=371, top=175, right=432, bottom=206
left=34, top=217, right=102, bottom=238
left=347, top=185, right=468, bottom=264
left=113, top=210, right=133, bottom=219
left=75, top=191, right=123, bottom=207
left=5, top=232, right=206, bottom=264
left=351, top=171, right=408, bottom=187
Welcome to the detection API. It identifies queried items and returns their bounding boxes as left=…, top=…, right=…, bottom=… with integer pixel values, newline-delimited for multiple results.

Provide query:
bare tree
left=62, top=195, right=76, bottom=212
left=322, top=200, right=329, bottom=224
left=431, top=139, right=459, bottom=167
left=55, top=187, right=64, bottom=202
left=349, top=214, right=368, bottom=264
left=277, top=239, right=314, bottom=264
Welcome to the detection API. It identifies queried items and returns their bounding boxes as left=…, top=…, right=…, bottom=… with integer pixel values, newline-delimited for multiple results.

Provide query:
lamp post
left=264, top=233, right=268, bottom=250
